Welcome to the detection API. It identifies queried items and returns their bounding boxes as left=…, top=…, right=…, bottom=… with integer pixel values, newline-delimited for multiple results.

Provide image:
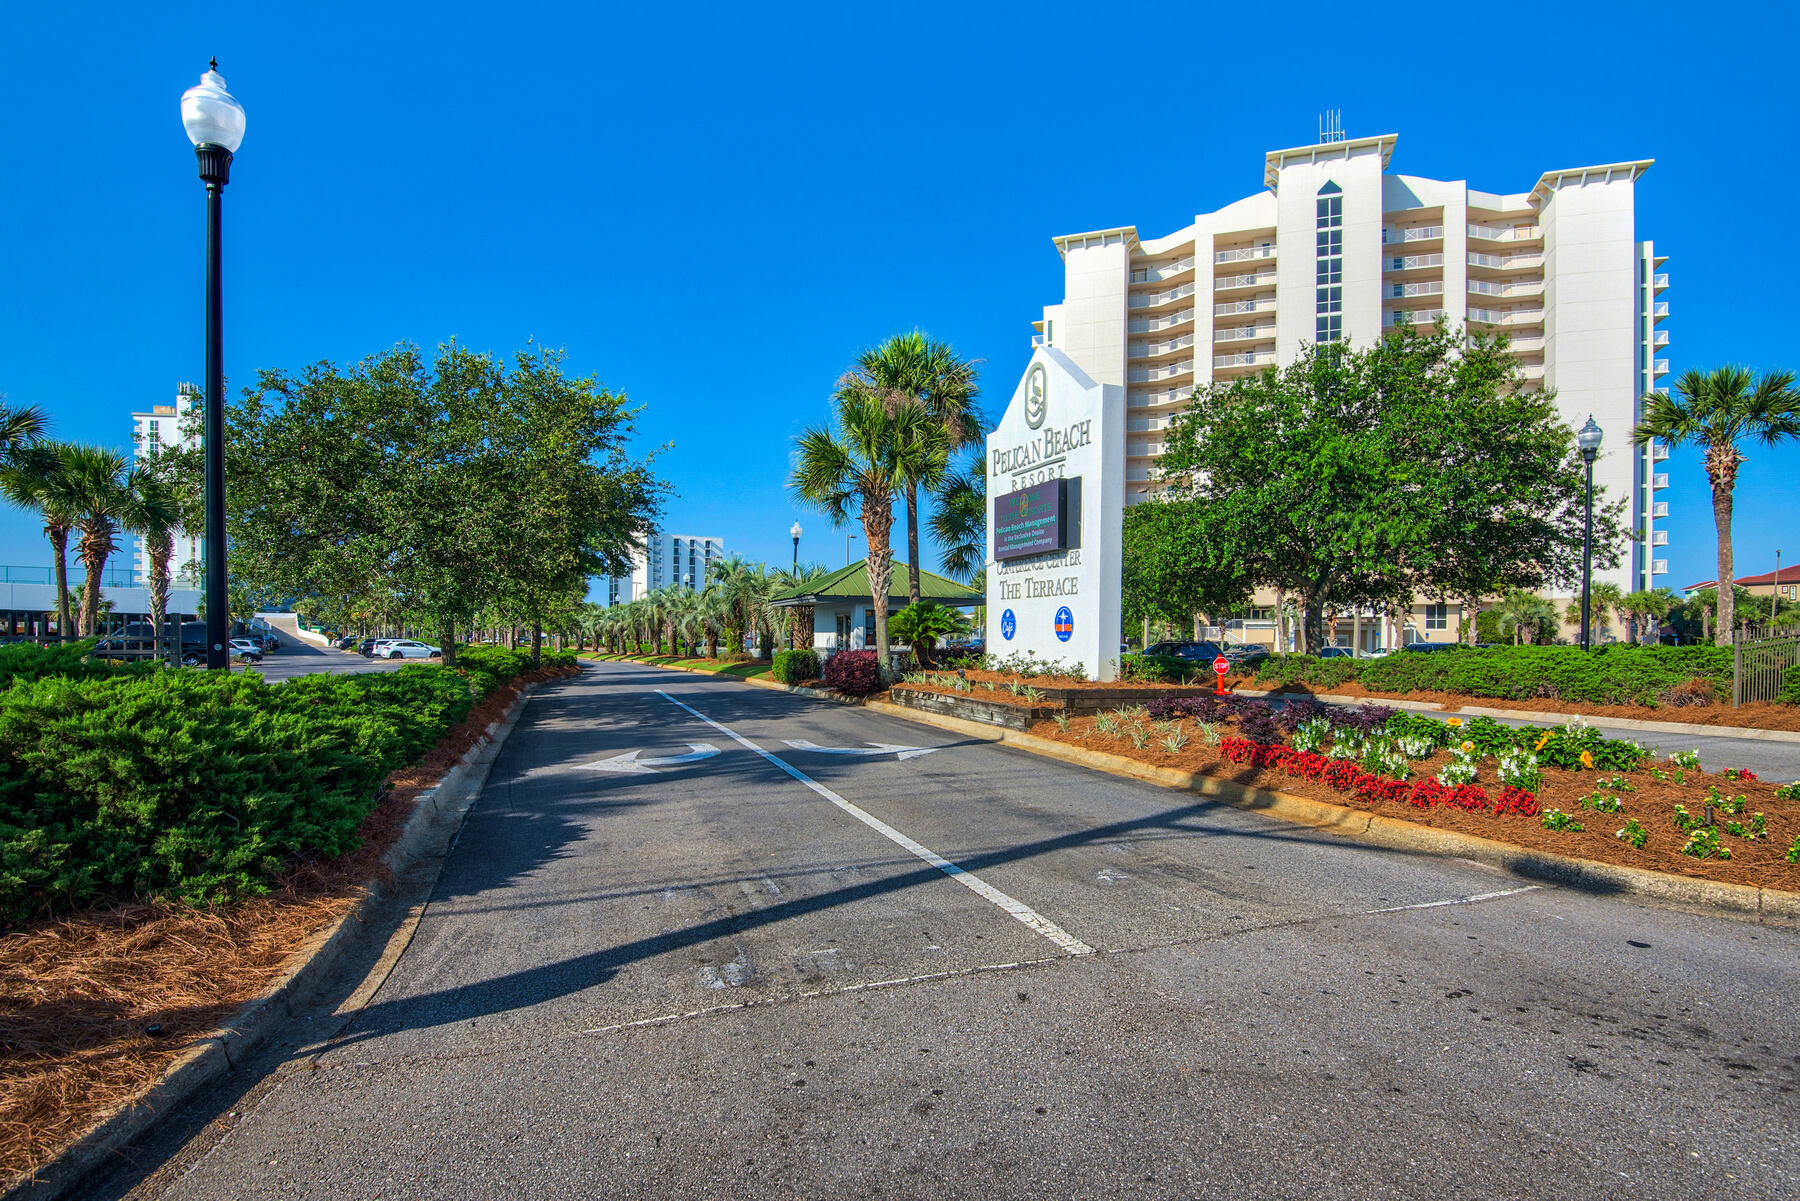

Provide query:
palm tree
left=707, top=555, right=770, bottom=655
left=1635, top=367, right=1800, bottom=645
left=0, top=441, right=80, bottom=641
left=127, top=471, right=185, bottom=652
left=58, top=447, right=138, bottom=637
left=792, top=383, right=947, bottom=681
left=853, top=332, right=982, bottom=603
left=1562, top=580, right=1624, bottom=645
left=1619, top=587, right=1673, bottom=644
left=928, top=466, right=986, bottom=585
left=769, top=561, right=829, bottom=650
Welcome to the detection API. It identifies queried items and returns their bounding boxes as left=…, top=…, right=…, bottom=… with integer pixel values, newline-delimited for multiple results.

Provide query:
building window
left=863, top=609, right=876, bottom=646
left=1425, top=602, right=1448, bottom=631
left=1315, top=183, right=1344, bottom=344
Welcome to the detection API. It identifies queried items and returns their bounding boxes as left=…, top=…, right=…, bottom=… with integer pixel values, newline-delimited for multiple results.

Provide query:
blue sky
left=1, top=1, right=1795, bottom=597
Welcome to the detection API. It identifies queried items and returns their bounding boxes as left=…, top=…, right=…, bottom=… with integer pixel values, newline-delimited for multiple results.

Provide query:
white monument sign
left=985, top=348, right=1124, bottom=681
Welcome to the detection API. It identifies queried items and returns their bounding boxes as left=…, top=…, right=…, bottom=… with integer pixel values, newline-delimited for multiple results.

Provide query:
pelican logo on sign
left=1024, top=363, right=1047, bottom=430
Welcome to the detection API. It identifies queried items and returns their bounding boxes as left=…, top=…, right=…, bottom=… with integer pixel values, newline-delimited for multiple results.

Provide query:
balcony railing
left=1469, top=279, right=1543, bottom=298
left=1652, top=559, right=1669, bottom=575
left=1517, top=363, right=1546, bottom=381
left=1467, top=223, right=1541, bottom=242
left=1214, top=298, right=1275, bottom=317
left=1129, top=256, right=1196, bottom=283
left=1653, top=358, right=1670, bottom=375
left=1653, top=473, right=1670, bottom=490
left=1129, top=384, right=1195, bottom=407
left=1653, top=273, right=1669, bottom=290
left=1651, top=502, right=1669, bottom=518
left=0, top=564, right=145, bottom=587
left=1652, top=530, right=1669, bottom=546
left=1388, top=280, right=1444, bottom=298
left=1213, top=324, right=1273, bottom=343
left=1127, top=359, right=1194, bottom=383
left=1653, top=329, right=1669, bottom=347
left=1128, top=333, right=1195, bottom=358
left=1382, top=225, right=1444, bottom=244
left=1652, top=443, right=1669, bottom=461
left=1214, top=245, right=1277, bottom=265
left=1128, top=282, right=1197, bottom=310
left=1653, top=301, right=1669, bottom=319
left=1384, top=309, right=1443, bottom=327
left=1213, top=350, right=1275, bottom=369
left=1509, top=335, right=1546, bottom=352
left=1030, top=334, right=1045, bottom=348
left=1468, top=251, right=1543, bottom=270
left=1128, top=309, right=1194, bottom=333
left=1215, top=270, right=1277, bottom=290
left=1386, top=253, right=1443, bottom=272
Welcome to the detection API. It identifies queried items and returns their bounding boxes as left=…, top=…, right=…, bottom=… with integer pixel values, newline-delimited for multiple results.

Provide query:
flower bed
left=1022, top=695, right=1800, bottom=890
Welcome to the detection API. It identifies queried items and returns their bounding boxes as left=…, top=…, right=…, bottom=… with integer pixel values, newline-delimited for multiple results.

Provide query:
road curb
left=1232, top=687, right=1800, bottom=746
left=6, top=682, right=545, bottom=1201
left=863, top=699, right=1800, bottom=923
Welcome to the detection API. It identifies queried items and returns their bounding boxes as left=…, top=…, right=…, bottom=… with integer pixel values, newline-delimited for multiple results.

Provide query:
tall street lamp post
left=790, top=521, right=802, bottom=572
left=1576, top=415, right=1603, bottom=651
left=180, top=61, right=246, bottom=670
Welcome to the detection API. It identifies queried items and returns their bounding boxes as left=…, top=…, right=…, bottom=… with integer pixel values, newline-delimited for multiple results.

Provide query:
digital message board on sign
left=992, top=478, right=1081, bottom=562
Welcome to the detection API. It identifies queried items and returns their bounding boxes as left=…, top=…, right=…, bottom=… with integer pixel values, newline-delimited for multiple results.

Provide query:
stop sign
left=1212, top=655, right=1230, bottom=676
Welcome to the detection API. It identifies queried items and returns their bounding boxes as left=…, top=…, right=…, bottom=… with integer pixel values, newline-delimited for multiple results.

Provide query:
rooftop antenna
left=1319, top=110, right=1345, bottom=143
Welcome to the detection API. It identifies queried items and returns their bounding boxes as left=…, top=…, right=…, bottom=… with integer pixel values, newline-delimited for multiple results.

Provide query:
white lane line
left=1363, top=885, right=1540, bottom=915
left=656, top=690, right=1095, bottom=956
left=581, top=955, right=1064, bottom=1036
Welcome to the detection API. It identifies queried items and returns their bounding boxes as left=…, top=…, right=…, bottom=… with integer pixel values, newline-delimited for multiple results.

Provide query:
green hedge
left=0, top=652, right=569, bottom=927
left=4, top=640, right=156, bottom=689
left=772, top=649, right=820, bottom=685
left=1250, top=644, right=1733, bottom=707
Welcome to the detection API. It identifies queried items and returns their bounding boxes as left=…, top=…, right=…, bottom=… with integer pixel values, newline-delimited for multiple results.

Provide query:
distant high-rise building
left=607, top=530, right=725, bottom=602
left=130, top=384, right=203, bottom=584
left=1032, top=131, right=1670, bottom=594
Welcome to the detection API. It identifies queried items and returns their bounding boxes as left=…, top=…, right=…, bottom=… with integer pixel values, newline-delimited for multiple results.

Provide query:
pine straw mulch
left=0, top=664, right=577, bottom=1188
left=1025, top=711, right=1800, bottom=892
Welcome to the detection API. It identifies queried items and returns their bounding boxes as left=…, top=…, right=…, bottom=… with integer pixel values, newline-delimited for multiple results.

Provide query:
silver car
left=377, top=639, right=442, bottom=660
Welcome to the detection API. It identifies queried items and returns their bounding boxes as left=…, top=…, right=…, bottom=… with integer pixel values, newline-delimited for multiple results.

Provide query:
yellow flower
left=1534, top=732, right=1550, bottom=751
left=1461, top=740, right=1475, bottom=754
left=1445, top=717, right=1463, bottom=727
left=1579, top=750, right=1595, bottom=769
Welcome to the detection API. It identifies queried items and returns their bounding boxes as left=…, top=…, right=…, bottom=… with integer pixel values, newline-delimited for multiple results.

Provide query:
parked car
left=1145, top=640, right=1230, bottom=663
left=1399, top=641, right=1463, bottom=653
left=1316, top=646, right=1358, bottom=659
left=228, top=638, right=264, bottom=663
left=358, top=638, right=383, bottom=656
left=378, top=639, right=442, bottom=660
left=1222, top=643, right=1269, bottom=666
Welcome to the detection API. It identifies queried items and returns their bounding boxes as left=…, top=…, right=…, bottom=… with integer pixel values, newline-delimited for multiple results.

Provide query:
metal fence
left=1733, top=630, right=1800, bottom=706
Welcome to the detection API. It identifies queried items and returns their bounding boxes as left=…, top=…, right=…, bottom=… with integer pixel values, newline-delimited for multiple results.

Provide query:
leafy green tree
left=1561, top=580, right=1625, bottom=644
left=1619, top=587, right=1674, bottom=644
left=791, top=382, right=947, bottom=681
left=1490, top=589, right=1559, bottom=646
left=852, top=332, right=982, bottom=603
left=769, top=561, right=829, bottom=649
left=1157, top=329, right=1618, bottom=652
left=887, top=601, right=971, bottom=669
left=1635, top=367, right=1800, bottom=645
left=1121, top=497, right=1254, bottom=639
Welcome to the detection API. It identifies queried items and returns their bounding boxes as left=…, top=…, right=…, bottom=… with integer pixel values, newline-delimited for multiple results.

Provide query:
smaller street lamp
left=1576, top=415, right=1603, bottom=651
left=791, top=521, right=802, bottom=572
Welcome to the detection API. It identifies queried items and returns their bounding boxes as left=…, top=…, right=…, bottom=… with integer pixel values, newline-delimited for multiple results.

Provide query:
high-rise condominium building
left=1034, top=131, right=1671, bottom=596
left=607, top=531, right=725, bottom=602
left=129, top=384, right=204, bottom=584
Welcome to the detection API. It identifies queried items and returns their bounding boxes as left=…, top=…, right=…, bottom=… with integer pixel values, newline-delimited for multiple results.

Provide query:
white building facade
left=1034, top=132, right=1671, bottom=602
left=607, top=531, right=725, bottom=602
left=129, top=384, right=204, bottom=585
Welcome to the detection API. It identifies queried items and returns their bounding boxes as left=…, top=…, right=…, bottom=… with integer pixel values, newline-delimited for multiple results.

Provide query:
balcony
left=1468, top=251, right=1543, bottom=271
left=1653, top=273, right=1670, bottom=292
left=1382, top=225, right=1444, bottom=244
left=1214, top=270, right=1277, bottom=292
left=1128, top=333, right=1195, bottom=359
left=1517, top=363, right=1545, bottom=381
left=1129, top=255, right=1196, bottom=284
left=1652, top=530, right=1670, bottom=546
left=1030, top=333, right=1045, bottom=348
left=1652, top=443, right=1669, bottom=461
left=1129, top=384, right=1194, bottom=408
left=1213, top=350, right=1275, bottom=370
left=1128, top=282, right=1196, bottom=310
left=1652, top=559, right=1669, bottom=575
left=1653, top=473, right=1670, bottom=490
left=1651, top=502, right=1669, bottom=518
left=1127, top=359, right=1194, bottom=384
left=1128, top=309, right=1194, bottom=334
left=1388, top=280, right=1444, bottom=299
left=1509, top=335, right=1545, bottom=353
left=1653, top=329, right=1669, bottom=348
left=1467, top=222, right=1541, bottom=242
left=1384, top=309, right=1443, bottom=328
left=1214, top=324, right=1274, bottom=344
left=1214, top=244, right=1277, bottom=265
left=1469, top=279, right=1543, bottom=299
left=1653, top=301, right=1669, bottom=321
left=1466, top=305, right=1545, bottom=326
left=1385, top=253, right=1444, bottom=273
left=1214, top=297, right=1275, bottom=317
left=1653, top=358, right=1670, bottom=376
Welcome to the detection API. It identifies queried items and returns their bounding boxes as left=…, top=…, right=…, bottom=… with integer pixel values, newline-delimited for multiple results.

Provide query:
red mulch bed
left=0, top=665, right=576, bottom=1188
left=1023, top=709, right=1800, bottom=892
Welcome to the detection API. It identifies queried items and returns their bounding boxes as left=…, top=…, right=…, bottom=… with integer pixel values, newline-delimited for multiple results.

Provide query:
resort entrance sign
left=985, top=348, right=1123, bottom=681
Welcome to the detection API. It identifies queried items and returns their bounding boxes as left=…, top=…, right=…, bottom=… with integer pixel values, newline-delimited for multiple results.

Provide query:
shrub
left=1251, top=654, right=1360, bottom=691
left=1235, top=702, right=1280, bottom=744
left=772, top=649, right=820, bottom=685
left=1118, top=653, right=1195, bottom=683
left=0, top=639, right=156, bottom=689
left=1357, top=644, right=1734, bottom=706
left=823, top=650, right=883, bottom=696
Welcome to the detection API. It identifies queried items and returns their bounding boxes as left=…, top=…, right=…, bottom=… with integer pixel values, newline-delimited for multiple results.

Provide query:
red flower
left=1493, top=787, right=1540, bottom=816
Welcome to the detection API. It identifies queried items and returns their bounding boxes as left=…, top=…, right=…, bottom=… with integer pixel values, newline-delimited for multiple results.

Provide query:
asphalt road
left=97, top=660, right=1799, bottom=1201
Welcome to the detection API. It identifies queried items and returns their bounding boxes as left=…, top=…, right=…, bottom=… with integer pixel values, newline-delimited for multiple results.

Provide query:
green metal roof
left=768, top=558, right=982, bottom=606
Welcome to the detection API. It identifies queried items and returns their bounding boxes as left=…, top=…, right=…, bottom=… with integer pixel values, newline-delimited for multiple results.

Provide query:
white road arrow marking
left=782, top=739, right=937, bottom=761
left=579, top=743, right=721, bottom=774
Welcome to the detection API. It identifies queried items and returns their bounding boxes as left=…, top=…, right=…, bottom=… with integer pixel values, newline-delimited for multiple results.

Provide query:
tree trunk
left=148, top=534, right=171, bottom=661
left=531, top=620, right=542, bottom=668
left=863, top=493, right=895, bottom=682
left=1301, top=594, right=1325, bottom=656
left=441, top=615, right=459, bottom=666
left=1708, top=444, right=1742, bottom=647
left=904, top=482, right=922, bottom=606
left=49, top=522, right=72, bottom=643
left=77, top=533, right=106, bottom=638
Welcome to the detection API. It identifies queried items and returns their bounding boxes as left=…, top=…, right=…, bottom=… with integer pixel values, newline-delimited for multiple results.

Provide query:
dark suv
left=1145, top=641, right=1229, bottom=663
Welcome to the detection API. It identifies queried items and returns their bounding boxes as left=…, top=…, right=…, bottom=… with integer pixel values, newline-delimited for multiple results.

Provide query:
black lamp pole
left=197, top=141, right=232, bottom=669
left=792, top=535, right=799, bottom=571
